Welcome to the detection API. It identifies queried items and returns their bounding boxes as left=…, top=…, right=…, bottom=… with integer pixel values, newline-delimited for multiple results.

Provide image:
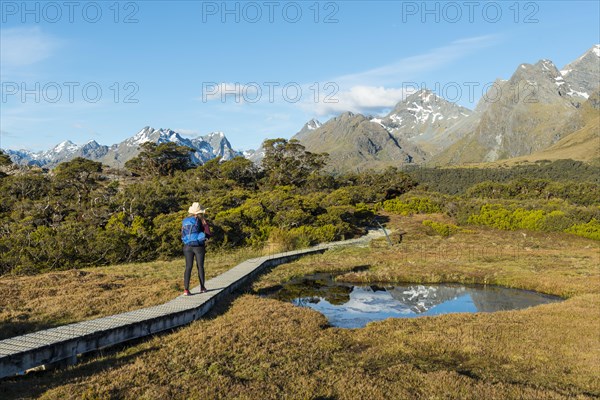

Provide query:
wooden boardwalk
left=0, top=232, right=383, bottom=379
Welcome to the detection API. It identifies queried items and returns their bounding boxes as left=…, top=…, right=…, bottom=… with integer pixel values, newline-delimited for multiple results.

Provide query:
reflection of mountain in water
left=388, top=285, right=468, bottom=313
left=264, top=274, right=562, bottom=328
left=387, top=285, right=558, bottom=314
left=274, top=275, right=352, bottom=306
left=468, top=287, right=556, bottom=312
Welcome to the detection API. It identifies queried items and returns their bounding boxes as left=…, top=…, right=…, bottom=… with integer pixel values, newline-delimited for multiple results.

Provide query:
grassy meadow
left=1, top=213, right=599, bottom=399
left=0, top=247, right=265, bottom=340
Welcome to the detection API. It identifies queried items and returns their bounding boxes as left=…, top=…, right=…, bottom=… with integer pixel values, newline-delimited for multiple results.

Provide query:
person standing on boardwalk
left=181, top=202, right=212, bottom=296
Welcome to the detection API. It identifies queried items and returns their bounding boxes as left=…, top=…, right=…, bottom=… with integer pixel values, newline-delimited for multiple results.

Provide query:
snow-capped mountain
left=6, top=140, right=110, bottom=168
left=371, top=89, right=474, bottom=154
left=294, top=45, right=599, bottom=169
left=5, top=127, right=241, bottom=168
left=374, top=89, right=472, bottom=138
left=102, top=127, right=241, bottom=167
left=291, top=90, right=474, bottom=170
left=560, top=44, right=600, bottom=99
left=388, top=285, right=468, bottom=314
left=6, top=46, right=598, bottom=171
left=293, top=118, right=323, bottom=141
left=292, top=111, right=426, bottom=172
left=433, top=49, right=598, bottom=164
left=243, top=147, right=266, bottom=164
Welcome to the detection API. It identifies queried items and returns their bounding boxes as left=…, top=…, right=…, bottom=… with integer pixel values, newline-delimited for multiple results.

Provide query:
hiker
left=181, top=202, right=212, bottom=296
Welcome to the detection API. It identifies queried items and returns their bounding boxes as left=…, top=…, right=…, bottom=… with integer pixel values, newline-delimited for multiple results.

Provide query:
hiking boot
left=183, top=289, right=191, bottom=296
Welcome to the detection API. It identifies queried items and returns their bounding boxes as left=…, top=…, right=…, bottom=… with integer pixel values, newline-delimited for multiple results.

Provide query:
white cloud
left=0, top=27, right=63, bottom=70
left=303, top=34, right=501, bottom=116
left=193, top=35, right=501, bottom=132
left=306, top=85, right=413, bottom=115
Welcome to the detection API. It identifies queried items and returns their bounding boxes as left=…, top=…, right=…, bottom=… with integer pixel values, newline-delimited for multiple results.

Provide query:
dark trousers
left=183, top=245, right=206, bottom=290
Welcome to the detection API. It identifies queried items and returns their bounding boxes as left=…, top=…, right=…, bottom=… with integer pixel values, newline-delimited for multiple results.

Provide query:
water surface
left=263, top=273, right=562, bottom=328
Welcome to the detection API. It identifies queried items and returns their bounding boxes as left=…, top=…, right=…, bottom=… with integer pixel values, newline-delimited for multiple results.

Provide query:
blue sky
left=1, top=0, right=599, bottom=151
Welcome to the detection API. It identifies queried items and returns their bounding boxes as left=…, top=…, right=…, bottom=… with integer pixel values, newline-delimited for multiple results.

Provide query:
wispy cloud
left=302, top=85, right=409, bottom=116
left=306, top=34, right=501, bottom=115
left=334, top=34, right=500, bottom=87
left=191, top=35, right=502, bottom=133
left=0, top=27, right=63, bottom=71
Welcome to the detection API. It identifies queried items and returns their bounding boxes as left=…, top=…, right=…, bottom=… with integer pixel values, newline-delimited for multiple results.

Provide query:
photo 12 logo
left=1, top=82, right=140, bottom=104
left=201, top=82, right=339, bottom=104
left=401, top=1, right=540, bottom=23
left=402, top=81, right=539, bottom=104
left=1, top=1, right=140, bottom=23
left=200, top=1, right=339, bottom=23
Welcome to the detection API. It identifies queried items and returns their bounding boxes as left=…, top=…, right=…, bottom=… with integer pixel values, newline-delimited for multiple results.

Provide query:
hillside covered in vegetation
left=1, top=141, right=599, bottom=276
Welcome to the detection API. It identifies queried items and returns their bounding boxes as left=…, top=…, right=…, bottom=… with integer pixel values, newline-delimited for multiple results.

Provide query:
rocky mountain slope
left=561, top=44, right=600, bottom=99
left=432, top=58, right=587, bottom=165
left=292, top=112, right=426, bottom=173
left=6, top=46, right=598, bottom=171
left=295, top=45, right=599, bottom=171
left=373, top=89, right=473, bottom=154
left=496, top=90, right=600, bottom=165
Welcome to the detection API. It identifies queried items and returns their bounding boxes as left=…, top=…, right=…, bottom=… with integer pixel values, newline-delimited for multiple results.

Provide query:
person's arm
left=200, top=217, right=212, bottom=238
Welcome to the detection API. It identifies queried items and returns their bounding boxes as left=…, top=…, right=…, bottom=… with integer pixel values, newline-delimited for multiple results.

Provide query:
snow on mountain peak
left=168, top=131, right=180, bottom=142
left=131, top=127, right=156, bottom=145
left=593, top=44, right=600, bottom=57
left=53, top=140, right=78, bottom=153
left=560, top=68, right=572, bottom=76
left=540, top=59, right=555, bottom=70
left=407, top=101, right=434, bottom=124
left=307, top=119, right=322, bottom=130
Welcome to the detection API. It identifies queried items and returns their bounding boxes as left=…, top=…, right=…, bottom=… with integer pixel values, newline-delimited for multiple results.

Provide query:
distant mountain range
left=294, top=45, right=600, bottom=171
left=4, top=45, right=598, bottom=171
left=5, top=127, right=240, bottom=169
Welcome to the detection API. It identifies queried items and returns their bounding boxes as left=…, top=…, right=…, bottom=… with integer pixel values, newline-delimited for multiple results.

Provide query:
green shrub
left=422, top=220, right=459, bottom=237
left=381, top=197, right=442, bottom=215
left=468, top=204, right=597, bottom=238
left=565, top=218, right=600, bottom=240
left=468, top=204, right=545, bottom=231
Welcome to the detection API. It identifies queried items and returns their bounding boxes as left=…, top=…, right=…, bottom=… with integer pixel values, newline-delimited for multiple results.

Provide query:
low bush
left=381, top=197, right=442, bottom=215
left=422, top=220, right=460, bottom=237
left=565, top=218, right=600, bottom=240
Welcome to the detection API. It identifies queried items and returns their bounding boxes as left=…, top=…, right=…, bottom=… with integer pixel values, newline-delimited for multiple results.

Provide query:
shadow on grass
left=0, top=244, right=370, bottom=396
left=0, top=321, right=61, bottom=341
left=350, top=264, right=370, bottom=273
left=0, top=278, right=286, bottom=397
left=253, top=264, right=372, bottom=298
left=0, top=343, right=158, bottom=399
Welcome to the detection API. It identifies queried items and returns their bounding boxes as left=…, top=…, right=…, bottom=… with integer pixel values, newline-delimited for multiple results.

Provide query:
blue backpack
left=181, top=216, right=206, bottom=246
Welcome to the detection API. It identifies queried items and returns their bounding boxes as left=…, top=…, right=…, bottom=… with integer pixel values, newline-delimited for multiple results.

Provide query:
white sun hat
left=188, top=202, right=207, bottom=215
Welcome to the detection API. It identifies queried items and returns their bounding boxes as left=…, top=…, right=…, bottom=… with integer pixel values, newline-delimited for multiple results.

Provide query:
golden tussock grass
left=0, top=246, right=264, bottom=340
left=1, top=294, right=597, bottom=399
left=1, top=214, right=598, bottom=399
left=253, top=214, right=599, bottom=298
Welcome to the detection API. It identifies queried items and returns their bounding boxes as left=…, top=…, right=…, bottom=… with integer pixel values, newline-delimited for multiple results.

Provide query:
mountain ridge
left=5, top=45, right=598, bottom=172
left=294, top=44, right=599, bottom=171
left=5, top=127, right=241, bottom=169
